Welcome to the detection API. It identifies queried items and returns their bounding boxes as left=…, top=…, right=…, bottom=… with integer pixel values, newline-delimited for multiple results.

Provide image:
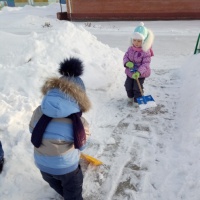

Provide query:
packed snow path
left=81, top=67, right=181, bottom=200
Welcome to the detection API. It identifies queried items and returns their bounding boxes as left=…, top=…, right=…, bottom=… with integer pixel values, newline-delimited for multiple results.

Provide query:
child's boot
left=133, top=98, right=138, bottom=107
left=127, top=97, right=133, bottom=103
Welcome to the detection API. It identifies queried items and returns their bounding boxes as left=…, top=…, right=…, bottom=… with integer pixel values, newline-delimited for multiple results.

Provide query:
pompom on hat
left=59, top=57, right=84, bottom=77
left=131, top=22, right=154, bottom=52
left=59, top=57, right=85, bottom=91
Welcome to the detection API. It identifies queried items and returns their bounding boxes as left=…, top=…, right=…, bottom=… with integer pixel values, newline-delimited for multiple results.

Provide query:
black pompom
left=59, top=57, right=84, bottom=77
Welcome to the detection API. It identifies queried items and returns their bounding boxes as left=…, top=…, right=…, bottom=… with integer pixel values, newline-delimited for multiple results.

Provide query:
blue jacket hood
left=40, top=77, right=91, bottom=118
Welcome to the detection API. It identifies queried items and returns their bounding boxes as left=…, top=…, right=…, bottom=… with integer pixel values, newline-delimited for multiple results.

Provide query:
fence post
left=194, top=33, right=200, bottom=54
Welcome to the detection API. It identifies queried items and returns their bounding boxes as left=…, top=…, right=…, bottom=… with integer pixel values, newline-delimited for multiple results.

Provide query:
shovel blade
left=137, top=95, right=157, bottom=110
left=80, top=153, right=103, bottom=166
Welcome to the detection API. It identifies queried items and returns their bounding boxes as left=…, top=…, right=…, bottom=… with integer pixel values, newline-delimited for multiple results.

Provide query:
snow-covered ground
left=0, top=3, right=200, bottom=200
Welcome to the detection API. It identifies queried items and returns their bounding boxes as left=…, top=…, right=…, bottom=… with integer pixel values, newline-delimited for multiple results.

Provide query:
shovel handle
left=136, top=78, right=144, bottom=96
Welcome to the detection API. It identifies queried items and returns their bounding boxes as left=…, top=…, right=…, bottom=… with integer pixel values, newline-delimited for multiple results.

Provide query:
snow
left=1, top=3, right=200, bottom=200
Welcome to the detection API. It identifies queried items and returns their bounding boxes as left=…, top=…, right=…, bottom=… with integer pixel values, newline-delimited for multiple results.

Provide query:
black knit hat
left=59, top=57, right=84, bottom=77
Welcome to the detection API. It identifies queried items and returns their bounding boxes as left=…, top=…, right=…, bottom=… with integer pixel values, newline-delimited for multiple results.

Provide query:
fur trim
left=41, top=77, right=91, bottom=112
left=142, top=29, right=154, bottom=52
left=130, top=29, right=154, bottom=48
left=59, top=57, right=84, bottom=77
left=132, top=32, right=144, bottom=40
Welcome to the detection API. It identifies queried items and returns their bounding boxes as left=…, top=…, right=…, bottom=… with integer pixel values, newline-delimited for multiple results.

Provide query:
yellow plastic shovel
left=80, top=153, right=103, bottom=166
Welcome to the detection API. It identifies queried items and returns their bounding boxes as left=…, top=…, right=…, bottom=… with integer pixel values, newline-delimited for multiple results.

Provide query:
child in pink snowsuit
left=123, top=22, right=154, bottom=104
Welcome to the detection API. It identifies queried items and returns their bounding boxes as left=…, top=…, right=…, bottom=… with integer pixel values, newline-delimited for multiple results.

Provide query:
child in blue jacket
left=29, top=58, right=91, bottom=200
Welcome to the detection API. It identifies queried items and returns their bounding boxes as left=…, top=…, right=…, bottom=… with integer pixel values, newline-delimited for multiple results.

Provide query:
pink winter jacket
left=123, top=46, right=154, bottom=78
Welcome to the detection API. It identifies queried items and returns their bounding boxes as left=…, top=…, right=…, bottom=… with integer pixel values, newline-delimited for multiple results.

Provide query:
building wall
left=0, top=0, right=15, bottom=7
left=0, top=0, right=59, bottom=7
left=14, top=0, right=53, bottom=6
left=66, top=0, right=200, bottom=20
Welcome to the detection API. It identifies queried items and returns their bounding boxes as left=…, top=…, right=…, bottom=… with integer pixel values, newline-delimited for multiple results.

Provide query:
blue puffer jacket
left=29, top=77, right=91, bottom=175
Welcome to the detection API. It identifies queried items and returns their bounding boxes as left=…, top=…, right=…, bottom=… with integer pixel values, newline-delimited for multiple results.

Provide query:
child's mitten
left=132, top=72, right=140, bottom=79
left=125, top=61, right=134, bottom=69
